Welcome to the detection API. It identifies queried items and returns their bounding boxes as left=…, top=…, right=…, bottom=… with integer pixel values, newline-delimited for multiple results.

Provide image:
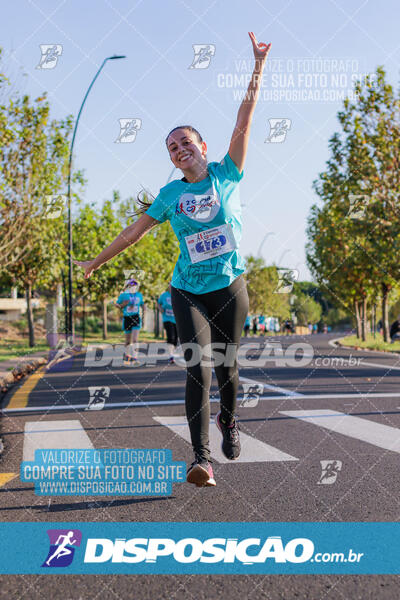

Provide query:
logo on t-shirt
left=175, top=187, right=220, bottom=222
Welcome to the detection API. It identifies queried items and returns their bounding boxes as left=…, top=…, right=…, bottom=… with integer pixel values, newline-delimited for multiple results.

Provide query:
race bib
left=184, top=224, right=237, bottom=264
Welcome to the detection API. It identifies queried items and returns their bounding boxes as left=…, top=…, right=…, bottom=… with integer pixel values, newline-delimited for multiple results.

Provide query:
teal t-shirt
left=146, top=151, right=245, bottom=294
left=158, top=291, right=175, bottom=323
left=116, top=291, right=144, bottom=317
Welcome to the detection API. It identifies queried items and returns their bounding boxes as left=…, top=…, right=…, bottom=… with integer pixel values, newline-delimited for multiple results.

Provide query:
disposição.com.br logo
left=42, top=529, right=82, bottom=568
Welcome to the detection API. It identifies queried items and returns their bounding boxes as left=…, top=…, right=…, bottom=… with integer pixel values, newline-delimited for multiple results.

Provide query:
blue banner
left=20, top=449, right=186, bottom=496
left=0, top=522, right=398, bottom=574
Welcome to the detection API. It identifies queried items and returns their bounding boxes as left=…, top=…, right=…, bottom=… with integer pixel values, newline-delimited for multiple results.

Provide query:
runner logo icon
left=86, top=386, right=110, bottom=410
left=317, top=460, right=342, bottom=485
left=240, top=383, right=264, bottom=408
left=265, top=118, right=291, bottom=143
left=115, top=118, right=142, bottom=143
left=42, top=529, right=82, bottom=567
left=36, top=44, right=63, bottom=69
left=188, top=44, right=216, bottom=69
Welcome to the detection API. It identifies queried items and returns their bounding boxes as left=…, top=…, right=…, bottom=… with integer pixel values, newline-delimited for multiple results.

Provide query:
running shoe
left=186, top=457, right=216, bottom=487
left=215, top=411, right=241, bottom=460
left=168, top=356, right=175, bottom=364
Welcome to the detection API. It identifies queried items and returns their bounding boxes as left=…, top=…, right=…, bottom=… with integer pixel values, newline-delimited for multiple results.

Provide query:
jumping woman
left=75, top=32, right=271, bottom=487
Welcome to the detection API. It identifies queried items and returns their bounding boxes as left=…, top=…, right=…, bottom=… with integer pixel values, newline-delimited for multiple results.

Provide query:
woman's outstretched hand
left=73, top=259, right=97, bottom=279
left=248, top=31, right=271, bottom=64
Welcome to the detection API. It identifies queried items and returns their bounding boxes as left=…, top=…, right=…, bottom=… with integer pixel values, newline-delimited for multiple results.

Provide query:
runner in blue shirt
left=75, top=32, right=271, bottom=488
left=158, top=284, right=178, bottom=363
left=115, top=279, right=144, bottom=363
left=243, top=314, right=251, bottom=337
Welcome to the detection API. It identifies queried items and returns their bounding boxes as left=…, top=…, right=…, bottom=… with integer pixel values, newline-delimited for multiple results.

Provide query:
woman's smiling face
left=166, top=128, right=207, bottom=171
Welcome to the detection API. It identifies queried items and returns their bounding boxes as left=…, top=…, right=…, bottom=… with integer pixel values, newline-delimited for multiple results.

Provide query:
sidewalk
left=0, top=350, right=48, bottom=391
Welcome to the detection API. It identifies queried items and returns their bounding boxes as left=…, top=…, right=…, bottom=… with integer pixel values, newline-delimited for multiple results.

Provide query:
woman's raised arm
left=74, top=213, right=158, bottom=279
left=228, top=32, right=271, bottom=174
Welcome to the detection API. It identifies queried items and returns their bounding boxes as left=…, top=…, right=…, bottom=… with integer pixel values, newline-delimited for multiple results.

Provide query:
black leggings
left=163, top=320, right=178, bottom=346
left=171, top=275, right=249, bottom=461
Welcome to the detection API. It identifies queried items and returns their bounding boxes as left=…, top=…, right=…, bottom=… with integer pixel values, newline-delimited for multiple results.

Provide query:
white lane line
left=358, top=361, right=400, bottom=372
left=23, top=420, right=94, bottom=461
left=153, top=415, right=298, bottom=463
left=5, top=391, right=400, bottom=413
left=280, top=409, right=400, bottom=453
left=239, top=376, right=303, bottom=397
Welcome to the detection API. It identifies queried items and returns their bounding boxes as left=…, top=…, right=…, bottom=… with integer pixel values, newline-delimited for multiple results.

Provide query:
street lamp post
left=66, top=54, right=126, bottom=342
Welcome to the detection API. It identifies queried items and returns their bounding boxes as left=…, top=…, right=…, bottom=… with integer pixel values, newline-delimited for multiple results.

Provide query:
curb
left=331, top=337, right=400, bottom=357
left=0, top=343, right=95, bottom=399
left=0, top=349, right=82, bottom=459
left=0, top=356, right=48, bottom=396
left=0, top=345, right=84, bottom=398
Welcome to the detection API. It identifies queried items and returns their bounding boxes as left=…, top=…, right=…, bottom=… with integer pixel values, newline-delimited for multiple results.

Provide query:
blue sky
left=1, top=0, right=399, bottom=280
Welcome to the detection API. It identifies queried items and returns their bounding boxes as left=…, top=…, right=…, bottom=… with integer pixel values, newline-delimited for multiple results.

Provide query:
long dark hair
left=134, top=125, right=203, bottom=216
left=164, top=125, right=203, bottom=147
left=133, top=188, right=156, bottom=216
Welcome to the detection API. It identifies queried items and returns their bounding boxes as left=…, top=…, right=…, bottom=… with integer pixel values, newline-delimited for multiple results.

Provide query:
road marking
left=0, top=473, right=17, bottom=487
left=23, top=420, right=94, bottom=461
left=359, top=361, right=400, bottom=372
left=280, top=409, right=400, bottom=453
left=5, top=365, right=47, bottom=409
left=153, top=416, right=298, bottom=463
left=4, top=391, right=400, bottom=414
left=239, top=376, right=303, bottom=397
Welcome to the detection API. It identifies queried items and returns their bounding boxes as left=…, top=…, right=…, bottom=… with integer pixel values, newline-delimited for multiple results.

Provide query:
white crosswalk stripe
left=279, top=409, right=400, bottom=454
left=23, top=420, right=94, bottom=461
left=153, top=416, right=298, bottom=463
left=21, top=410, right=400, bottom=471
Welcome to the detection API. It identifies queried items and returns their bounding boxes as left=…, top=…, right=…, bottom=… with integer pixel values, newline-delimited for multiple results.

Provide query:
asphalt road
left=1, top=332, right=400, bottom=599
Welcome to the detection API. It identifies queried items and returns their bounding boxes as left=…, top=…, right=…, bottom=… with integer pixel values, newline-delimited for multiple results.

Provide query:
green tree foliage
left=0, top=90, right=72, bottom=269
left=293, top=281, right=332, bottom=314
left=73, top=193, right=179, bottom=338
left=307, top=67, right=400, bottom=341
left=1, top=92, right=72, bottom=345
left=244, top=256, right=290, bottom=320
left=292, top=293, right=322, bottom=326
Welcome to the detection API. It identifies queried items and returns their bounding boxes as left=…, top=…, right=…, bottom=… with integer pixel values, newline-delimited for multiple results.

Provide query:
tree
left=0, top=91, right=72, bottom=272
left=307, top=67, right=400, bottom=341
left=73, top=193, right=179, bottom=339
left=292, top=293, right=322, bottom=326
left=2, top=94, right=72, bottom=345
left=244, top=256, right=290, bottom=320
